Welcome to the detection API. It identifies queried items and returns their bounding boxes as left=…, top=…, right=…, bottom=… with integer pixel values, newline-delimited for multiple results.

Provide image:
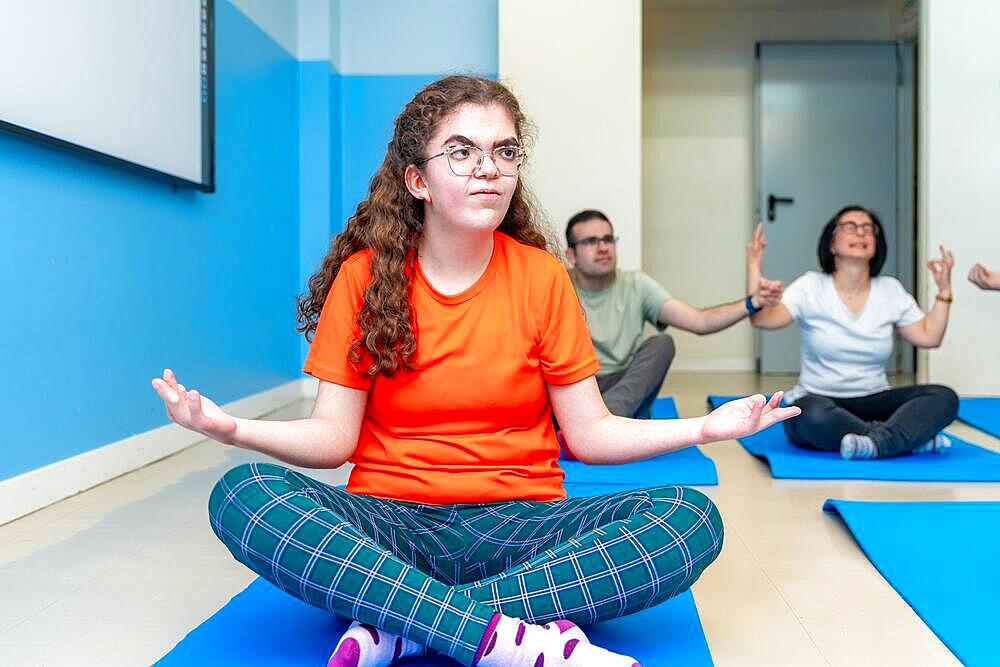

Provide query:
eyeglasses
left=569, top=234, right=618, bottom=249
left=837, top=221, right=878, bottom=236
left=415, top=143, right=525, bottom=177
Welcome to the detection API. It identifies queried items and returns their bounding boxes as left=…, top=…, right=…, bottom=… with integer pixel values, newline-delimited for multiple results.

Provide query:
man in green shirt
left=565, top=209, right=783, bottom=418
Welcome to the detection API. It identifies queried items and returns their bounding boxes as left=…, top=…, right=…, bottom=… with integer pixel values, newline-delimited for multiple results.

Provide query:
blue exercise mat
left=155, top=481, right=714, bottom=667
left=155, top=577, right=713, bottom=667
left=560, top=397, right=718, bottom=486
left=958, top=397, right=1000, bottom=439
left=824, top=499, right=1000, bottom=667
left=708, top=395, right=1000, bottom=481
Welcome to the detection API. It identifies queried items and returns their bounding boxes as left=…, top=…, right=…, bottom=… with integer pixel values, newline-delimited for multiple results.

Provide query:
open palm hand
left=700, top=392, right=800, bottom=443
left=151, top=368, right=237, bottom=444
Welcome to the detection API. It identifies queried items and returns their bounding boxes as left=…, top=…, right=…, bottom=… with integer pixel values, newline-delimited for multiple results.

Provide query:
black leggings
left=783, top=384, right=959, bottom=458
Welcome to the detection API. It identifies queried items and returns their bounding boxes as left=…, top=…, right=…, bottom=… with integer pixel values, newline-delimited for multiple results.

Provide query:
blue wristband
left=745, top=295, right=761, bottom=315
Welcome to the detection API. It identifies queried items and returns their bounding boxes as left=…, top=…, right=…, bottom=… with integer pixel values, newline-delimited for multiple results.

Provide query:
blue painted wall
left=296, top=0, right=499, bottom=325
left=331, top=0, right=498, bottom=228
left=0, top=1, right=301, bottom=481
left=297, top=59, right=337, bottom=364
left=0, top=0, right=499, bottom=484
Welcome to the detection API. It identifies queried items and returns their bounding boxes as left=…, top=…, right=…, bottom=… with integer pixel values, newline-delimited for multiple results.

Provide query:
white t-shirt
left=781, top=271, right=925, bottom=403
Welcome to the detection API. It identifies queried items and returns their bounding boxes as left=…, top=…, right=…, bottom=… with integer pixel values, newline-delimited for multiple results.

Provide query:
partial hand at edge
left=968, top=263, right=1000, bottom=291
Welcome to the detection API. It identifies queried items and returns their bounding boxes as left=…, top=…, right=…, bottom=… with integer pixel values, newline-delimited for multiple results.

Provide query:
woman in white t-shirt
left=746, top=206, right=958, bottom=460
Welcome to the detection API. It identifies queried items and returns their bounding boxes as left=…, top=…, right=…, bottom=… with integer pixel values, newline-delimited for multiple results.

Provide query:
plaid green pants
left=209, top=462, right=723, bottom=664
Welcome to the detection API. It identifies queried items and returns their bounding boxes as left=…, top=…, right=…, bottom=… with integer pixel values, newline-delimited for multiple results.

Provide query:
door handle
left=767, top=194, right=795, bottom=221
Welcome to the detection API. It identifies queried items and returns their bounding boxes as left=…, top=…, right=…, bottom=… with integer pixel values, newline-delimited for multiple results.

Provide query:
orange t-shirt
left=303, top=231, right=599, bottom=505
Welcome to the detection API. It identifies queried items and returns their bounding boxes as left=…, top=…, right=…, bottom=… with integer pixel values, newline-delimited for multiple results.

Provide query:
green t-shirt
left=572, top=269, right=671, bottom=375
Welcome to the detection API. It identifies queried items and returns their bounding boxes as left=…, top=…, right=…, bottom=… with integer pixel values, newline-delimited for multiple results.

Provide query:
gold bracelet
left=936, top=293, right=954, bottom=303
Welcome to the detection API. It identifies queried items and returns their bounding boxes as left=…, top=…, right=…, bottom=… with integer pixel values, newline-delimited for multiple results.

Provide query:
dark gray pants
left=598, top=334, right=676, bottom=419
left=783, top=384, right=959, bottom=457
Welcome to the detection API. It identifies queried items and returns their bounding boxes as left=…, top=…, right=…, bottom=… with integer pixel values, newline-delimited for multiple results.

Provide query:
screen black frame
left=0, top=0, right=216, bottom=193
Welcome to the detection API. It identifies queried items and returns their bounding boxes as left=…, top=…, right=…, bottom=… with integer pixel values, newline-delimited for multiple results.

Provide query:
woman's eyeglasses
left=416, top=143, right=525, bottom=177
left=837, top=221, right=878, bottom=236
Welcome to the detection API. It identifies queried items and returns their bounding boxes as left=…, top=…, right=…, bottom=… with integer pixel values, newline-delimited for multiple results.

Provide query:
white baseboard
left=301, top=376, right=319, bottom=398
left=0, top=378, right=314, bottom=526
left=670, top=358, right=757, bottom=372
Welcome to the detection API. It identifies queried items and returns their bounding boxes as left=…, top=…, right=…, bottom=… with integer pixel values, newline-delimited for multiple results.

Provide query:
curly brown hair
left=296, top=75, right=555, bottom=378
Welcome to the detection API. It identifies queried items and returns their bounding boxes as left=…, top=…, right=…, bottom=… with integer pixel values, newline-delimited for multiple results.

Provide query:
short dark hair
left=565, top=209, right=612, bottom=247
left=817, top=205, right=888, bottom=276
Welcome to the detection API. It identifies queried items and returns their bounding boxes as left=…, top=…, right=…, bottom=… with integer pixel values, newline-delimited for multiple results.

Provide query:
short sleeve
left=302, top=253, right=374, bottom=390
left=781, top=273, right=814, bottom=320
left=888, top=277, right=925, bottom=327
left=535, top=264, right=601, bottom=385
left=635, top=271, right=671, bottom=328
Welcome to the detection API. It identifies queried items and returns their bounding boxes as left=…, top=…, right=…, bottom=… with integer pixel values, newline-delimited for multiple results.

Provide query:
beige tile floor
left=1, top=371, right=997, bottom=666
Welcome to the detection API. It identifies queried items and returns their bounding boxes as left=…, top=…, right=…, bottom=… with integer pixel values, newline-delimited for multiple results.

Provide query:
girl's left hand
left=699, top=392, right=800, bottom=443
left=928, top=245, right=955, bottom=295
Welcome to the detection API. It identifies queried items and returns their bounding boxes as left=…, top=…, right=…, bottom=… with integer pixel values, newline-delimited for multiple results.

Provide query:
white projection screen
left=0, top=0, right=215, bottom=191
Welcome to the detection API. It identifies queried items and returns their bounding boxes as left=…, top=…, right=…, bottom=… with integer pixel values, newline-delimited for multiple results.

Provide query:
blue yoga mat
left=155, top=577, right=713, bottom=667
left=958, top=397, right=1000, bottom=439
left=708, top=395, right=1000, bottom=481
left=824, top=499, right=1000, bottom=667
left=560, top=397, right=718, bottom=486
left=155, top=479, right=714, bottom=667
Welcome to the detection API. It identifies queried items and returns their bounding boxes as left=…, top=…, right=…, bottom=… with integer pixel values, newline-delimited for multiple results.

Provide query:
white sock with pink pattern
left=472, top=614, right=640, bottom=667
left=327, top=620, right=424, bottom=667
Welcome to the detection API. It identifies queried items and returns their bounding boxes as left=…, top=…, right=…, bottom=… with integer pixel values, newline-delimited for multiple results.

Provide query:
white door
left=756, top=41, right=899, bottom=373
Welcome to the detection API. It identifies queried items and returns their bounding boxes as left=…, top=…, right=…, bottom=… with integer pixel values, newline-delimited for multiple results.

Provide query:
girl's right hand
left=151, top=368, right=238, bottom=444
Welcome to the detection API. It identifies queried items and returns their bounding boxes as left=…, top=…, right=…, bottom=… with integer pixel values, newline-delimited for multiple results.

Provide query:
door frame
left=752, top=39, right=918, bottom=375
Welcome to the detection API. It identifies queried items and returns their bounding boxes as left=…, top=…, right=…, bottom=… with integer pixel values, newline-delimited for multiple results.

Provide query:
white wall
left=498, top=0, right=643, bottom=268
left=297, top=0, right=329, bottom=60
left=919, top=0, right=1000, bottom=394
left=230, top=0, right=298, bottom=55
left=642, top=5, right=892, bottom=371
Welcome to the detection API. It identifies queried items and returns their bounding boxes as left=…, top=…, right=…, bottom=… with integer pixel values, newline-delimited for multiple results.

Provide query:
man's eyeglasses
left=415, top=143, right=525, bottom=177
left=837, top=222, right=878, bottom=236
left=569, top=235, right=618, bottom=249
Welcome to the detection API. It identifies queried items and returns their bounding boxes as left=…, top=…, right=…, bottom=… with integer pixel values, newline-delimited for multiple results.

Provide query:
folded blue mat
left=708, top=395, right=1000, bottom=481
left=958, top=397, right=1000, bottom=439
left=560, top=397, right=718, bottom=486
left=155, top=481, right=715, bottom=667
left=824, top=499, right=1000, bottom=667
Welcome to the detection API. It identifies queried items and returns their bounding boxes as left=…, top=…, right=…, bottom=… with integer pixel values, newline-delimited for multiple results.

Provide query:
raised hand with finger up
left=928, top=245, right=955, bottom=300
